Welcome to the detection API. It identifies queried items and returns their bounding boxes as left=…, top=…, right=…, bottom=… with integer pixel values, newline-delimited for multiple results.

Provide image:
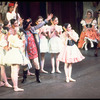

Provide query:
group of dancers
left=0, top=2, right=100, bottom=92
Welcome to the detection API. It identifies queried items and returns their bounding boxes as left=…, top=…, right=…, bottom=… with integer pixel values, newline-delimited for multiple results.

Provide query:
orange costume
left=78, top=19, right=100, bottom=50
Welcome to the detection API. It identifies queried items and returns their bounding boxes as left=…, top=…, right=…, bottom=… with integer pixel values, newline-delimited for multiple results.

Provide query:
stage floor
left=0, top=48, right=100, bottom=99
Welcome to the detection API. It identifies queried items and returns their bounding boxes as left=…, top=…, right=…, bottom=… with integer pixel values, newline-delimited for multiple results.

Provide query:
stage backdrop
left=18, top=1, right=83, bottom=35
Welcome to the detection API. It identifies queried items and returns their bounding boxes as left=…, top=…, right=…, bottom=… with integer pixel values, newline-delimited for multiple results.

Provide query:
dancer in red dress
left=21, top=14, right=53, bottom=83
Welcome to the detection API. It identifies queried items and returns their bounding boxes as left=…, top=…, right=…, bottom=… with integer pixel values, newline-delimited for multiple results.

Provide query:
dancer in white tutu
left=35, top=16, right=50, bottom=73
left=3, top=19, right=30, bottom=92
left=57, top=23, right=85, bottom=83
left=49, top=16, right=63, bottom=73
left=0, top=23, right=12, bottom=88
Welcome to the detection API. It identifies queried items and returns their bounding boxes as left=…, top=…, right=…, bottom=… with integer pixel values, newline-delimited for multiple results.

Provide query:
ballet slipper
left=65, top=77, right=69, bottom=83
left=14, top=88, right=24, bottom=92
left=5, top=82, right=12, bottom=88
left=69, top=78, right=76, bottom=82
left=41, top=70, right=48, bottom=74
left=56, top=70, right=61, bottom=73
left=51, top=70, right=55, bottom=74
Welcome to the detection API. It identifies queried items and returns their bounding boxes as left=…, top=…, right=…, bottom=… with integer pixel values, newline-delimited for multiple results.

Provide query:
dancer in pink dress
left=57, top=23, right=85, bottom=83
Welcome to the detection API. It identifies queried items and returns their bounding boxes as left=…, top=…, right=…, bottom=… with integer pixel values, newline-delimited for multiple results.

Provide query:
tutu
left=57, top=44, right=85, bottom=64
left=49, top=24, right=63, bottom=53
left=3, top=48, right=30, bottom=66
left=40, top=36, right=49, bottom=53
left=49, top=36, right=63, bottom=53
left=3, top=34, right=30, bottom=66
left=39, top=25, right=50, bottom=53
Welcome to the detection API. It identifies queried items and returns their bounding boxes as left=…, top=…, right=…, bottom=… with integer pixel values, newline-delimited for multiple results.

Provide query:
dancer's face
left=14, top=21, right=18, bottom=27
left=67, top=24, right=72, bottom=31
left=9, top=6, right=14, bottom=13
left=87, top=12, right=92, bottom=18
left=53, top=17, right=59, bottom=25
left=36, top=18, right=43, bottom=25
left=7, top=22, right=11, bottom=28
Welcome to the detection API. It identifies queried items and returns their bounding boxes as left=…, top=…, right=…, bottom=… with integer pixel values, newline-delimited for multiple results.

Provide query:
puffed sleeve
left=80, top=19, right=86, bottom=26
left=92, top=19, right=97, bottom=26
left=60, top=31, right=67, bottom=45
left=72, top=30, right=79, bottom=42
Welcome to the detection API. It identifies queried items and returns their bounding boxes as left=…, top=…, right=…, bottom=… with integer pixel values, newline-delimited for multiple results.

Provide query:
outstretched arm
left=33, top=13, right=53, bottom=30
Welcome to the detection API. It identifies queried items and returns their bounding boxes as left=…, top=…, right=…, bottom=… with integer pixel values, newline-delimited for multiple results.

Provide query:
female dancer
left=57, top=23, right=85, bottom=82
left=35, top=16, right=50, bottom=73
left=78, top=9, right=100, bottom=56
left=49, top=16, right=63, bottom=73
left=0, top=23, right=12, bottom=87
left=3, top=19, right=30, bottom=91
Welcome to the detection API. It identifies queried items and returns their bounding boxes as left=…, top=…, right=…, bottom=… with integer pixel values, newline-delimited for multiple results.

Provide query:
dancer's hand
left=14, top=2, right=18, bottom=8
left=46, top=13, right=53, bottom=21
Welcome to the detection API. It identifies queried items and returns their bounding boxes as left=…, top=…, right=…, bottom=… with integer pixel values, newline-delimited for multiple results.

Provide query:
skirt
left=49, top=36, right=63, bottom=53
left=40, top=37, right=49, bottom=53
left=78, top=29, right=100, bottom=48
left=57, top=44, right=85, bottom=63
left=3, top=48, right=30, bottom=66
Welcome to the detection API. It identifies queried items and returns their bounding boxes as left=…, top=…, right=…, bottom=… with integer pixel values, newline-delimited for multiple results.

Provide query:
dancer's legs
left=11, top=64, right=24, bottom=91
left=56, top=53, right=61, bottom=73
left=40, top=53, right=48, bottom=73
left=51, top=53, right=55, bottom=73
left=0, top=65, right=12, bottom=87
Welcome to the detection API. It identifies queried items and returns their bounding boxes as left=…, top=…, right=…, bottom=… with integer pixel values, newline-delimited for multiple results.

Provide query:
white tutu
left=49, top=36, right=63, bottom=53
left=40, top=37, right=49, bottom=53
left=3, top=48, right=30, bottom=66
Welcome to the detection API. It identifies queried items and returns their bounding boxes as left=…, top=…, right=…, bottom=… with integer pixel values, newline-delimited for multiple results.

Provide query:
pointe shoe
left=65, top=78, right=69, bottom=83
left=5, top=83, right=12, bottom=88
left=14, top=88, right=24, bottom=92
left=69, top=78, right=76, bottom=82
left=56, top=70, right=61, bottom=74
left=51, top=70, right=55, bottom=74
left=41, top=70, right=48, bottom=74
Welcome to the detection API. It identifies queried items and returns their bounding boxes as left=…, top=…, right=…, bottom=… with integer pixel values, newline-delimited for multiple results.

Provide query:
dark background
left=17, top=1, right=83, bottom=35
